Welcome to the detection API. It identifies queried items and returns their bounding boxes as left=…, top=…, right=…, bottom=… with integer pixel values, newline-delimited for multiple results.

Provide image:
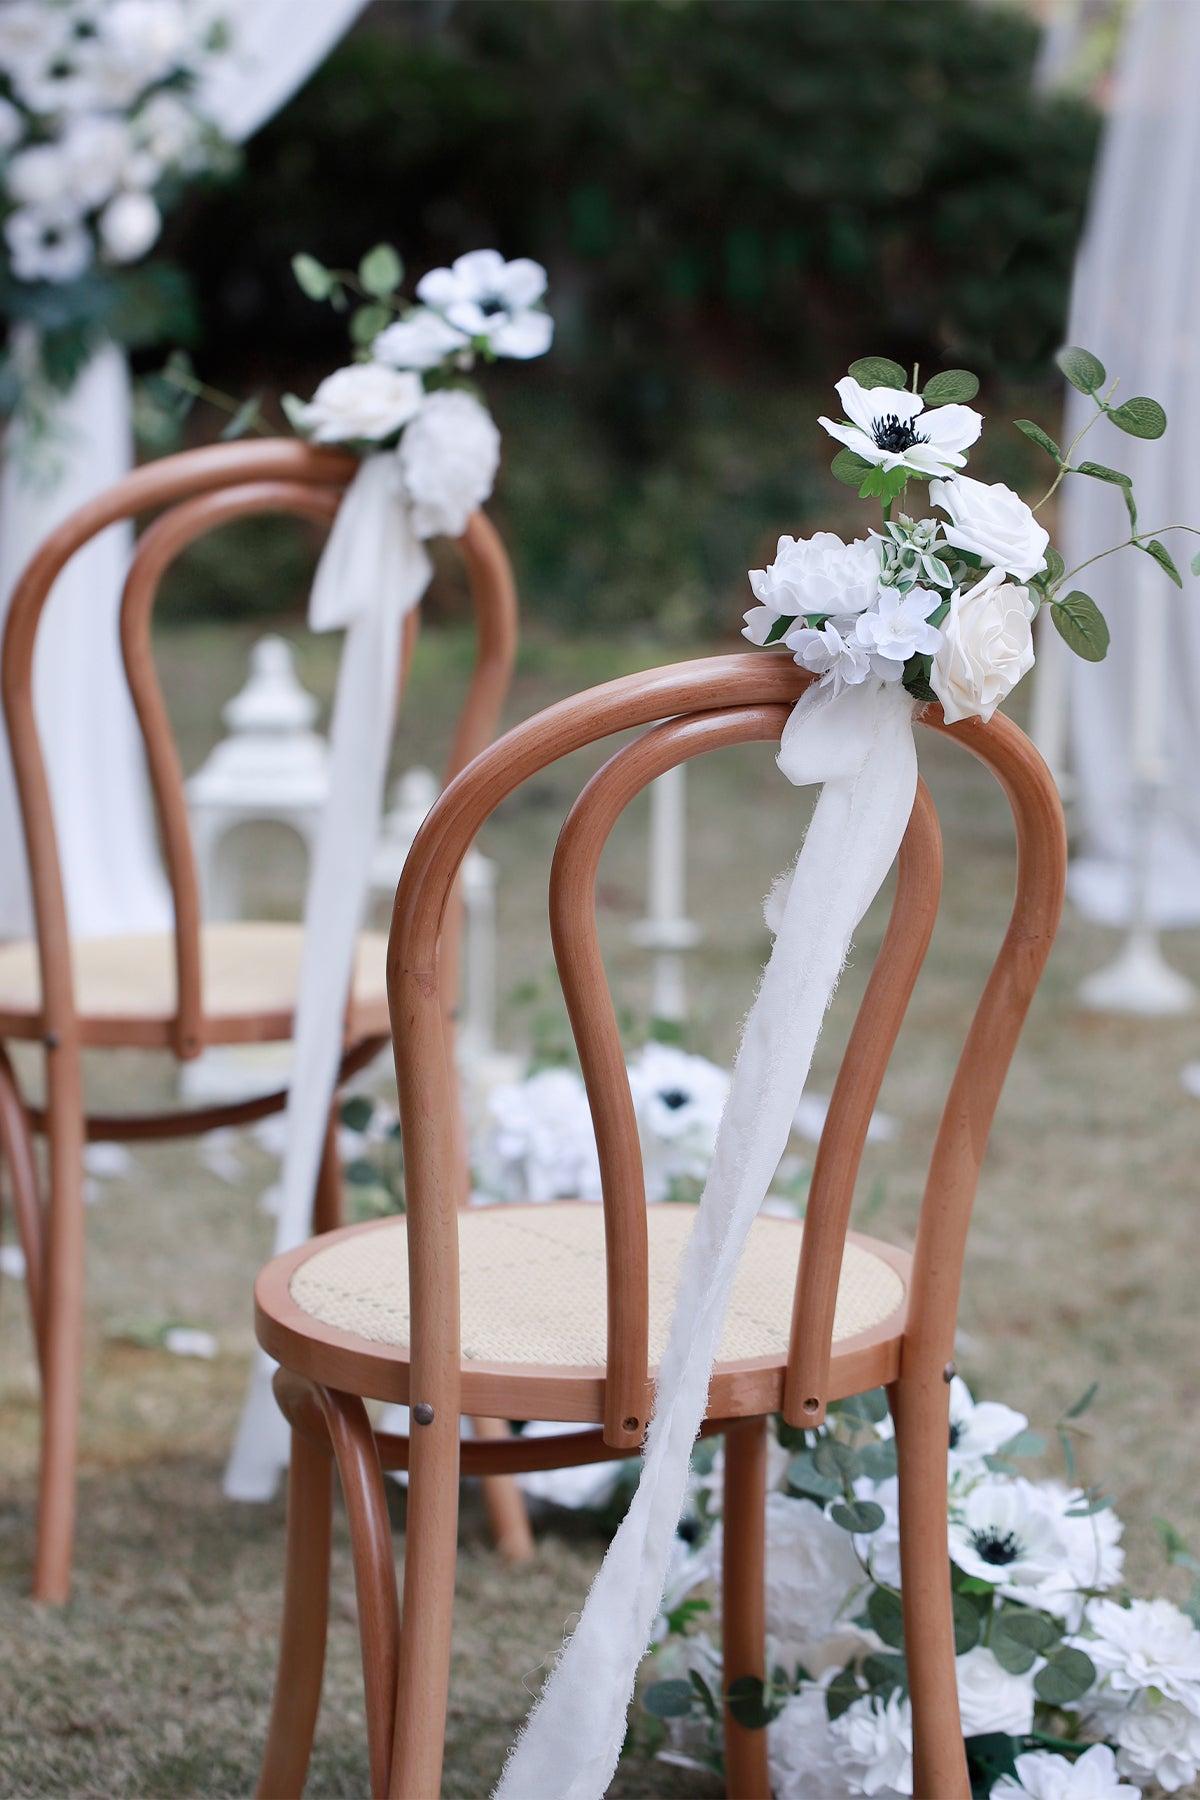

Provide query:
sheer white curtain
left=0, top=0, right=370, bottom=939
left=1051, top=0, right=1200, bottom=926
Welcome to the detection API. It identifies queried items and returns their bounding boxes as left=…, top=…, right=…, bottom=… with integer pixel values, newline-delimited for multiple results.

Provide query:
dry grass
left=1, top=622, right=1198, bottom=1796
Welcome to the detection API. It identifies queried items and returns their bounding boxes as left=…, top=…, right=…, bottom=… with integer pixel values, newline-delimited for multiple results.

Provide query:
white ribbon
left=223, top=454, right=433, bottom=1500
left=495, top=676, right=918, bottom=1799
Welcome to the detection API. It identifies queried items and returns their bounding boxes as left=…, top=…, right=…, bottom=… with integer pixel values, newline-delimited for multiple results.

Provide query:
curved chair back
left=1, top=439, right=517, bottom=1064
left=388, top=653, right=1066, bottom=1448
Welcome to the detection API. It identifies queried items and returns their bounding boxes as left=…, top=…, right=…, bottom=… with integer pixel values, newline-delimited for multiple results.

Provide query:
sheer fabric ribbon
left=495, top=676, right=918, bottom=1799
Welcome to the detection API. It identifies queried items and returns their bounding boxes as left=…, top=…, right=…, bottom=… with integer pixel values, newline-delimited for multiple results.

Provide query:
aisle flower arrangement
left=0, top=0, right=235, bottom=424
left=643, top=1384, right=1200, bottom=1798
left=742, top=350, right=1200, bottom=717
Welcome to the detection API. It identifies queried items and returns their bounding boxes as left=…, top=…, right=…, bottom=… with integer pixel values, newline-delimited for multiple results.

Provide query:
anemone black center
left=479, top=295, right=506, bottom=317
left=970, top=1528, right=1021, bottom=1567
left=948, top=1420, right=962, bottom=1450
left=659, top=1089, right=689, bottom=1111
left=872, top=413, right=927, bottom=454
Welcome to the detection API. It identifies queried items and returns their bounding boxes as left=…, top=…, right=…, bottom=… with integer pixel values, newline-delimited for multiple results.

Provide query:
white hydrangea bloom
left=399, top=389, right=501, bottom=539
left=830, top=1688, right=913, bottom=1798
left=1075, top=1597, right=1200, bottom=1708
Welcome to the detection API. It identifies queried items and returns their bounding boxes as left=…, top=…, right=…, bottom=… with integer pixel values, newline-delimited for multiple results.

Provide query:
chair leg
left=471, top=1417, right=535, bottom=1564
left=323, top=1390, right=401, bottom=1800
left=0, top=1043, right=44, bottom=1364
left=311, top=1104, right=343, bottom=1235
left=257, top=1424, right=334, bottom=1800
left=722, top=1415, right=770, bottom=1800
left=388, top=1402, right=461, bottom=1799
left=33, top=1063, right=86, bottom=1605
left=889, top=1372, right=969, bottom=1800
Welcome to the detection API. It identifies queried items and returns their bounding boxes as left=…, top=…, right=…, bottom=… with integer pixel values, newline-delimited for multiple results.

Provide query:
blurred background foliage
left=154, top=0, right=1099, bottom=633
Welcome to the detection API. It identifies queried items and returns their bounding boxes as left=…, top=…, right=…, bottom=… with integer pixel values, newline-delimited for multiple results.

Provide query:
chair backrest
left=387, top=652, right=1066, bottom=1447
left=1, top=439, right=517, bottom=1063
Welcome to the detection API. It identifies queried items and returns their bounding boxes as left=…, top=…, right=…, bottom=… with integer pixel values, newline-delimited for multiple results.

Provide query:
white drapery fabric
left=1045, top=0, right=1200, bottom=926
left=0, top=0, right=370, bottom=938
left=495, top=679, right=917, bottom=1800
left=223, top=457, right=434, bottom=1500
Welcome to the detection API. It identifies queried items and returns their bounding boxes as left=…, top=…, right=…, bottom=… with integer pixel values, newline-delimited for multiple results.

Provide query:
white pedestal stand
left=629, top=766, right=701, bottom=1026
left=1078, top=572, right=1195, bottom=1016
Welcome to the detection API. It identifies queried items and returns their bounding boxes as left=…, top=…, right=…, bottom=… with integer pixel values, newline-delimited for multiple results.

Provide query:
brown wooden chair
left=0, top=438, right=528, bottom=1604
left=252, top=651, right=1066, bottom=1800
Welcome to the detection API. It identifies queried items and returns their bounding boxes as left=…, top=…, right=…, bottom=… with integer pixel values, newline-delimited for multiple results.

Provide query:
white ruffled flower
left=1106, top=1693, right=1200, bottom=1793
left=991, top=1744, right=1139, bottom=1798
left=98, top=189, right=161, bottom=263
left=372, top=308, right=470, bottom=372
left=928, top=474, right=1049, bottom=582
left=819, top=377, right=983, bottom=479
left=7, top=144, right=79, bottom=212
left=930, top=567, right=1036, bottom=725
left=955, top=1645, right=1036, bottom=1738
left=947, top=1376, right=1027, bottom=1471
left=785, top=620, right=875, bottom=696
left=1075, top=1597, right=1200, bottom=1708
left=63, top=116, right=135, bottom=208
left=399, top=389, right=501, bottom=539
left=293, top=364, right=424, bottom=445
left=742, top=532, right=882, bottom=644
left=769, top=1679, right=848, bottom=1800
left=1030, top=1482, right=1124, bottom=1628
left=627, top=1042, right=728, bottom=1200
left=853, top=585, right=943, bottom=672
left=948, top=1476, right=1067, bottom=1604
left=831, top=1689, right=913, bottom=1798
left=4, top=205, right=92, bottom=282
left=416, top=249, right=553, bottom=360
left=474, top=1066, right=602, bottom=1205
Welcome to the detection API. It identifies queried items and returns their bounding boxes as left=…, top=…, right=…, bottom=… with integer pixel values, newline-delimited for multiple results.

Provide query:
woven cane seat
left=0, top=921, right=391, bottom=1047
left=287, top=1202, right=906, bottom=1371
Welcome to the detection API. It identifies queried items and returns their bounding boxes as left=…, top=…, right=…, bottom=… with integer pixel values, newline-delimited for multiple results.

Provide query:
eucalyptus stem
left=162, top=368, right=271, bottom=435
left=1033, top=380, right=1119, bottom=514
left=1059, top=522, right=1200, bottom=589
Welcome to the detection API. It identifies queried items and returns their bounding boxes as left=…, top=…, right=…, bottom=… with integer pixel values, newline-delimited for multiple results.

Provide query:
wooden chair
left=252, top=651, right=1066, bottom=1800
left=0, top=438, right=529, bottom=1604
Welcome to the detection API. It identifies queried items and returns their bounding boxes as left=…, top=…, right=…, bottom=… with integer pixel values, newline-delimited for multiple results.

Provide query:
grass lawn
left=2, top=620, right=1198, bottom=1796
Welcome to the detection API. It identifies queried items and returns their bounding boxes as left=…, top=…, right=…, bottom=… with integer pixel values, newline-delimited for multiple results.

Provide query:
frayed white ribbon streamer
left=223, top=455, right=433, bottom=1500
left=495, top=676, right=918, bottom=1799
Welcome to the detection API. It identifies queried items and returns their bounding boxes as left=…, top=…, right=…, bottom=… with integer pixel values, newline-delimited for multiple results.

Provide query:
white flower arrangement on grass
left=743, top=351, right=1200, bottom=721
left=0, top=0, right=236, bottom=418
left=642, top=1381, right=1200, bottom=1798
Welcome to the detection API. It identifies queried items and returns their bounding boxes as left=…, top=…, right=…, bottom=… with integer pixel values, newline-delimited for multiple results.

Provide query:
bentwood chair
left=253, top=651, right=1066, bottom=1800
left=0, top=438, right=531, bottom=1604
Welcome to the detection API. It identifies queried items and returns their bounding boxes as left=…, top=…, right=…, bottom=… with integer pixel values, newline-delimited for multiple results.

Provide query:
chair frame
left=254, top=652, right=1066, bottom=1799
left=0, top=439, right=522, bottom=1603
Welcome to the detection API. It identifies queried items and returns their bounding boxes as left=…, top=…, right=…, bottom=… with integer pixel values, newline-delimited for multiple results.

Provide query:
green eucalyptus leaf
left=219, top=394, right=264, bottom=442
left=786, top=1450, right=841, bottom=1502
left=862, top=1652, right=908, bottom=1695
left=726, top=1674, right=778, bottom=1730
left=1042, top=547, right=1066, bottom=587
left=952, top=1592, right=983, bottom=1654
left=989, top=1633, right=1036, bottom=1675
left=996, top=1610, right=1061, bottom=1652
left=825, top=1665, right=862, bottom=1723
left=689, top=1668, right=719, bottom=1721
left=643, top=1679, right=695, bottom=1720
left=922, top=369, right=979, bottom=405
left=280, top=392, right=310, bottom=434
left=350, top=303, right=393, bottom=347
left=831, top=448, right=873, bottom=487
left=345, top=1157, right=381, bottom=1187
left=1192, top=552, right=1200, bottom=578
left=866, top=1586, right=905, bottom=1649
left=857, top=1438, right=898, bottom=1483
left=1056, top=345, right=1106, bottom=395
left=830, top=1499, right=885, bottom=1535
left=1052, top=591, right=1110, bottom=662
left=358, top=242, right=403, bottom=298
left=340, top=1094, right=376, bottom=1132
left=1014, top=418, right=1062, bottom=461
left=292, top=253, right=334, bottom=301
left=1034, top=1647, right=1096, bottom=1707
left=812, top=1438, right=859, bottom=1483
left=1063, top=1379, right=1100, bottom=1420
left=1139, top=537, right=1183, bottom=588
left=1108, top=396, right=1167, bottom=439
left=848, top=356, right=907, bottom=390
left=1075, top=460, right=1131, bottom=489
left=833, top=1388, right=889, bottom=1426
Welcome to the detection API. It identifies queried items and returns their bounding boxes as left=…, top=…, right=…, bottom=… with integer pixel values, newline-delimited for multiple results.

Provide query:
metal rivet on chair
left=413, top=1401, right=435, bottom=1426
left=943, top=1361, right=957, bottom=1383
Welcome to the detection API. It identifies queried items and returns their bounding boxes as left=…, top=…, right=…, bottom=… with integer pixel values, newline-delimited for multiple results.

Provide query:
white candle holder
left=630, top=765, right=701, bottom=1026
left=1078, top=776, right=1196, bottom=1016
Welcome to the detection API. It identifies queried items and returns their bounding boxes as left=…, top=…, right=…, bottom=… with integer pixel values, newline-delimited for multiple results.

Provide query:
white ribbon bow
left=496, top=676, right=918, bottom=1799
left=224, top=453, right=437, bottom=1500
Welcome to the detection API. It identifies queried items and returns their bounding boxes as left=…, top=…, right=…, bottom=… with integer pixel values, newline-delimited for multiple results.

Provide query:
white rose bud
left=399, top=389, right=500, bottom=539
left=99, top=191, right=162, bottom=264
left=293, top=364, right=424, bottom=445
left=930, top=566, right=1035, bottom=724
left=929, top=473, right=1049, bottom=583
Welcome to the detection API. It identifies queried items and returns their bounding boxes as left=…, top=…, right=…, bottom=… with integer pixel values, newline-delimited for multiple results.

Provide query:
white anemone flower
left=5, top=205, right=92, bottom=283
left=853, top=585, right=943, bottom=671
left=947, top=1376, right=1027, bottom=1470
left=1029, top=1482, right=1124, bottom=1627
left=819, top=377, right=983, bottom=479
left=992, top=1744, right=1138, bottom=1799
left=830, top=1689, right=913, bottom=1798
left=948, top=1476, right=1067, bottom=1602
left=1076, top=1596, right=1200, bottom=1707
left=626, top=1042, right=729, bottom=1201
left=416, top=249, right=553, bottom=360
left=784, top=620, right=875, bottom=695
left=372, top=308, right=470, bottom=372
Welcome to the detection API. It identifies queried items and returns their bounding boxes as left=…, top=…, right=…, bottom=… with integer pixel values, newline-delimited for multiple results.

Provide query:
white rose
left=399, top=389, right=500, bottom=539
left=372, top=308, right=468, bottom=371
left=64, top=117, right=133, bottom=209
left=6, top=144, right=74, bottom=211
left=930, top=567, right=1035, bottom=725
left=743, top=531, right=880, bottom=644
left=98, top=191, right=161, bottom=264
left=954, top=1645, right=1035, bottom=1737
left=928, top=474, right=1049, bottom=582
left=294, top=364, right=424, bottom=446
left=1109, top=1694, right=1200, bottom=1793
left=768, top=1680, right=848, bottom=1800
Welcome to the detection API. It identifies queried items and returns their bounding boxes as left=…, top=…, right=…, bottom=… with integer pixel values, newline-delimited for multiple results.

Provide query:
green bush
left=160, top=0, right=1098, bottom=631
